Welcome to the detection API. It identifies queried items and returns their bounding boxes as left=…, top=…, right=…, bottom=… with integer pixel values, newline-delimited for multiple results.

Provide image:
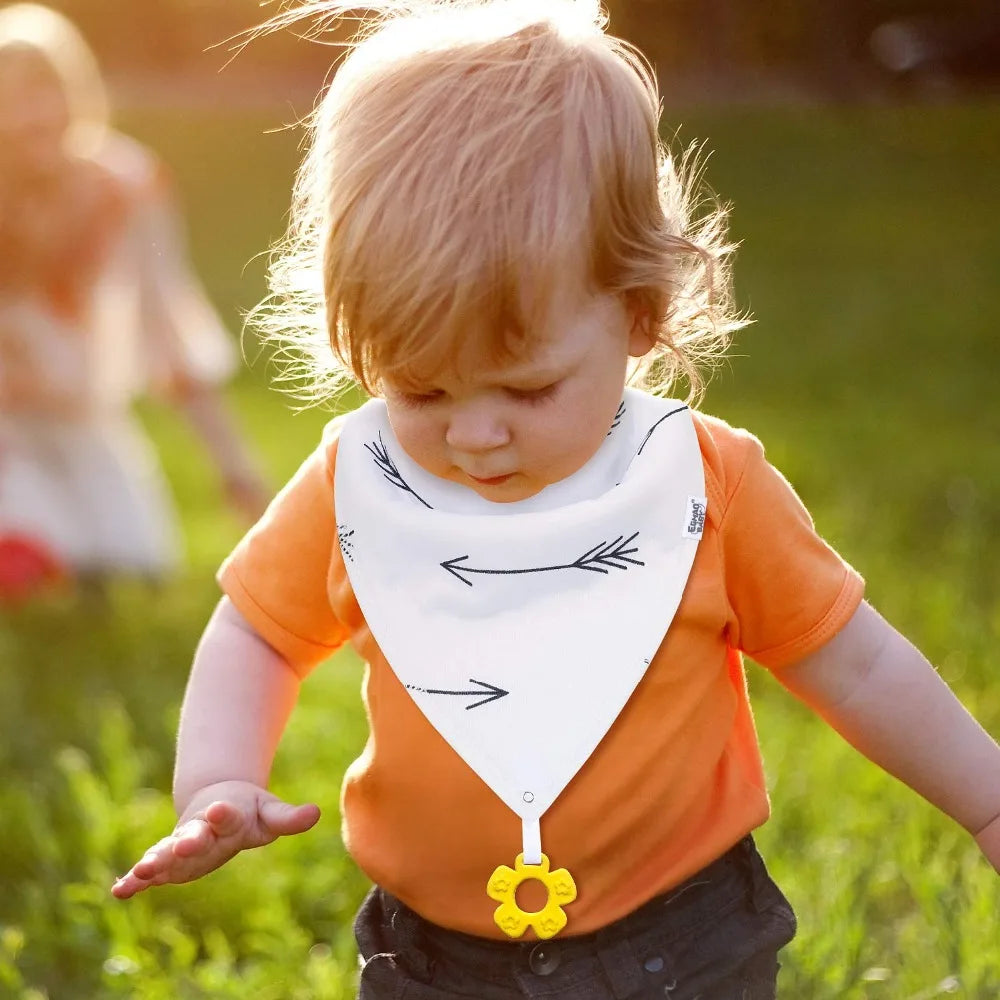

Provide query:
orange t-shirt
left=219, top=410, right=864, bottom=938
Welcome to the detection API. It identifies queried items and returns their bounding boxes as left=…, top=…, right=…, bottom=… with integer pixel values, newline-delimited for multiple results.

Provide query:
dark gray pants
left=354, top=836, right=796, bottom=999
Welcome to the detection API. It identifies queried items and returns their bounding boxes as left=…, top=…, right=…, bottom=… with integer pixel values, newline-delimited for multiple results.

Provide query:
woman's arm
left=779, top=600, right=1000, bottom=870
left=112, top=597, right=319, bottom=899
left=171, top=384, right=271, bottom=524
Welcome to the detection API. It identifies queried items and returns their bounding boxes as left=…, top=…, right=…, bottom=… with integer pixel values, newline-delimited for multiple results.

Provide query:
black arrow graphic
left=441, top=532, right=643, bottom=587
left=606, top=399, right=626, bottom=436
left=405, top=678, right=509, bottom=710
left=364, top=432, right=433, bottom=509
left=634, top=404, right=688, bottom=458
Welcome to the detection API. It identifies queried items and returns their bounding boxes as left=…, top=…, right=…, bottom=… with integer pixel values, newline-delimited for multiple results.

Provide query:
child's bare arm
left=779, top=600, right=1000, bottom=870
left=112, top=598, right=319, bottom=899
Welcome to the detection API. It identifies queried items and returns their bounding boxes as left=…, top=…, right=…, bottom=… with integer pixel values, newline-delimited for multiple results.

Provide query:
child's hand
left=111, top=780, right=320, bottom=899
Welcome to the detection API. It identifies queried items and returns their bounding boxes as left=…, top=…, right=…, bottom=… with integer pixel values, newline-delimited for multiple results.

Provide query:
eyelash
left=507, top=383, right=560, bottom=405
left=396, top=384, right=560, bottom=408
left=397, top=391, right=443, bottom=409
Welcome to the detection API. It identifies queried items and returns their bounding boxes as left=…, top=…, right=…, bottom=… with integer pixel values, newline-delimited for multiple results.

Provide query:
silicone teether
left=486, top=853, right=577, bottom=939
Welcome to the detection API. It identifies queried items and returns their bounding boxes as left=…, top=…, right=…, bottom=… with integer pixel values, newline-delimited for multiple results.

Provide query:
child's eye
left=397, top=390, right=444, bottom=408
left=507, top=382, right=560, bottom=404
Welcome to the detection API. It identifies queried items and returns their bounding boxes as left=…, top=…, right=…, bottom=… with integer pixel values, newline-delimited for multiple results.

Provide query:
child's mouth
left=470, top=474, right=513, bottom=486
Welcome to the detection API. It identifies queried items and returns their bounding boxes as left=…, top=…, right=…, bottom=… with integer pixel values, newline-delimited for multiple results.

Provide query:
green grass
left=1, top=101, right=999, bottom=998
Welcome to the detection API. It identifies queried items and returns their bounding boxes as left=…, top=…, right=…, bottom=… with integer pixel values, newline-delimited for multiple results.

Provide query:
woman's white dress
left=0, top=135, right=235, bottom=576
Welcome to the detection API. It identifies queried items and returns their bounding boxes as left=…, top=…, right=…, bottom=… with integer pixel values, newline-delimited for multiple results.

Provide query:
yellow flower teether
left=486, top=853, right=577, bottom=939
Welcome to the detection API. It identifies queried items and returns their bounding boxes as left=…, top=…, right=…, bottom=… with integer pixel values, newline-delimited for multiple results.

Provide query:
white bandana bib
left=335, top=389, right=706, bottom=936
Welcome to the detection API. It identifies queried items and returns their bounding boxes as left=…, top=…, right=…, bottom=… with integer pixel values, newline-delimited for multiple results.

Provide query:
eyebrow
left=495, top=366, right=568, bottom=387
left=487, top=339, right=586, bottom=383
left=392, top=357, right=573, bottom=391
left=388, top=334, right=584, bottom=393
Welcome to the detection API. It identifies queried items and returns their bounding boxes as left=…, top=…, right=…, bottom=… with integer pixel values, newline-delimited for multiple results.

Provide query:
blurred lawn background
left=1, top=92, right=999, bottom=999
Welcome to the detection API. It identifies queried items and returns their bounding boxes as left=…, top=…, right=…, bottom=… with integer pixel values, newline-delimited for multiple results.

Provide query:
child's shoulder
left=689, top=409, right=769, bottom=516
left=315, top=410, right=354, bottom=478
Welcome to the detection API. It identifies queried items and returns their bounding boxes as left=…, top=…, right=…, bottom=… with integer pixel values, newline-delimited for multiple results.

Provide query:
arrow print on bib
left=405, top=678, right=510, bottom=710
left=441, top=532, right=644, bottom=587
left=364, top=432, right=432, bottom=509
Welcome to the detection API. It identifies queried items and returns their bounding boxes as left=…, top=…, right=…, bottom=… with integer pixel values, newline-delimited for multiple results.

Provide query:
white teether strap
left=522, top=816, right=542, bottom=865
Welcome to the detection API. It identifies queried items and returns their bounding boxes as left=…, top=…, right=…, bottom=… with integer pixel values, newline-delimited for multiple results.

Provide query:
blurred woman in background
left=0, top=3, right=269, bottom=599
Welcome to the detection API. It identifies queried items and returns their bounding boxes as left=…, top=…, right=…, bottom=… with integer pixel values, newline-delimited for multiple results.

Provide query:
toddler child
left=111, top=2, right=1000, bottom=997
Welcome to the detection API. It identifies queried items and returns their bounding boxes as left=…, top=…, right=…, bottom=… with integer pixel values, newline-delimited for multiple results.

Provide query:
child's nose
left=445, top=403, right=510, bottom=453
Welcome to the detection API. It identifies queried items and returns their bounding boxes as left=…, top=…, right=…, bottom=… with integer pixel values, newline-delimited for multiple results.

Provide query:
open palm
left=112, top=780, right=320, bottom=899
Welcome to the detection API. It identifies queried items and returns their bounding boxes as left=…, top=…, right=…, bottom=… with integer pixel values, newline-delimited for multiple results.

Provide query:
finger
left=113, top=840, right=226, bottom=897
left=171, top=818, right=214, bottom=858
left=131, top=850, right=167, bottom=880
left=259, top=800, right=321, bottom=837
left=203, top=799, right=246, bottom=838
left=111, top=855, right=175, bottom=898
left=130, top=836, right=182, bottom=880
left=111, top=871, right=150, bottom=899
left=172, top=801, right=246, bottom=858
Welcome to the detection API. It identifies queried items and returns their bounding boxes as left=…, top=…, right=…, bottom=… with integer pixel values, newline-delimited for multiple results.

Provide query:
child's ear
left=626, top=298, right=658, bottom=358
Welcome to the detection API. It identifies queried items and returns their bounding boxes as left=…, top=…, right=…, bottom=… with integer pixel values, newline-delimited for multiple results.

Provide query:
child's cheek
left=391, top=410, right=447, bottom=476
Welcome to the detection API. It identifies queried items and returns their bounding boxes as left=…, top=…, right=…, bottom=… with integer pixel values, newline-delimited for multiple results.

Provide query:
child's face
left=0, top=49, right=70, bottom=176
left=383, top=288, right=653, bottom=502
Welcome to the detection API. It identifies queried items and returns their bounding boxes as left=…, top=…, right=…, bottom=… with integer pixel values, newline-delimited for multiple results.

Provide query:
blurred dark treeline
left=30, top=0, right=1000, bottom=103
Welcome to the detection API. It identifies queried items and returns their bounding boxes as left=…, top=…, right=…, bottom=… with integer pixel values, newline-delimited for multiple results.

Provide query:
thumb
left=259, top=798, right=321, bottom=837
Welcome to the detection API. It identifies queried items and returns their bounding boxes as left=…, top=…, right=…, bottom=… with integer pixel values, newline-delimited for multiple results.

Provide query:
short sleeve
left=218, top=417, right=349, bottom=676
left=716, top=429, right=865, bottom=670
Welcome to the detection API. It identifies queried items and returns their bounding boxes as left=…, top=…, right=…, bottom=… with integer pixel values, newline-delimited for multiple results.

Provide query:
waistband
left=362, top=834, right=791, bottom=995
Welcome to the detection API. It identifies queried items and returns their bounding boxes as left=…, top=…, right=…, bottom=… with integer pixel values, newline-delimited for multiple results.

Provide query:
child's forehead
left=392, top=331, right=568, bottom=391
left=380, top=269, right=600, bottom=385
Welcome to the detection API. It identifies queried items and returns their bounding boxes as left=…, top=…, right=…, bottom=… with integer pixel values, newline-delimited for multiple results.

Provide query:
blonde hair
left=250, top=0, right=744, bottom=404
left=0, top=3, right=109, bottom=154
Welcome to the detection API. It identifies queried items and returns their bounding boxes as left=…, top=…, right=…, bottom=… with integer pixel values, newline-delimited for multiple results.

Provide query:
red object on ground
left=0, top=533, right=68, bottom=603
